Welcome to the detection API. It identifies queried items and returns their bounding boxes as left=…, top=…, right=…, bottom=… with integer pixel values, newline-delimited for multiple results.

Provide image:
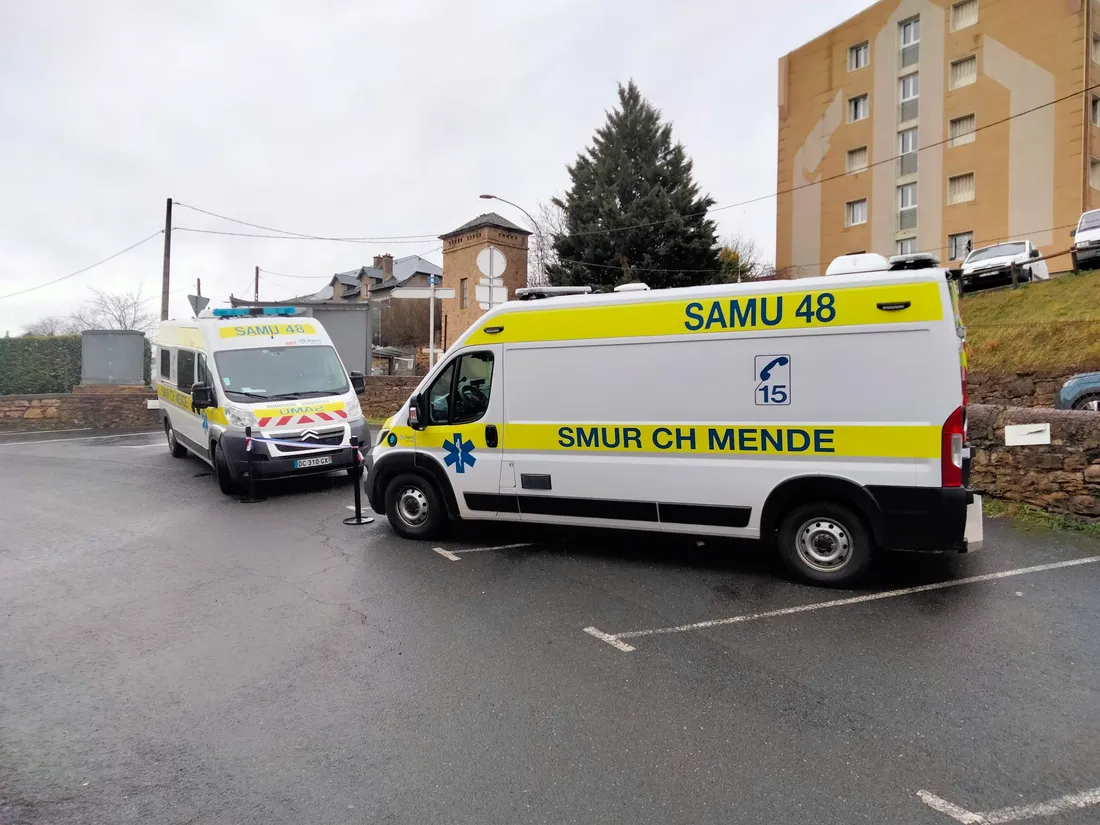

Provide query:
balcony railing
left=898, top=99, right=919, bottom=123
left=898, top=151, right=918, bottom=177
left=898, top=207, right=918, bottom=231
left=901, top=43, right=919, bottom=68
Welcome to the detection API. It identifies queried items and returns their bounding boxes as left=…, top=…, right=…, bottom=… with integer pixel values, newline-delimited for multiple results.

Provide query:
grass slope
left=962, top=273, right=1100, bottom=374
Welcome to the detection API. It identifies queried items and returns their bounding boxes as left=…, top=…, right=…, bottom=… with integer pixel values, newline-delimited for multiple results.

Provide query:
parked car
left=960, top=241, right=1048, bottom=292
left=1055, top=372, right=1100, bottom=411
left=1071, top=209, right=1100, bottom=271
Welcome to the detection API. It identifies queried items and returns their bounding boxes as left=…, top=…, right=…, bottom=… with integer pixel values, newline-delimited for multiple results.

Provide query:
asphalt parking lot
left=2, top=430, right=1099, bottom=825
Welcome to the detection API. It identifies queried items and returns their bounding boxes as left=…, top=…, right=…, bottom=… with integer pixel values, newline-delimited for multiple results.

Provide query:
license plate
left=294, top=455, right=333, bottom=469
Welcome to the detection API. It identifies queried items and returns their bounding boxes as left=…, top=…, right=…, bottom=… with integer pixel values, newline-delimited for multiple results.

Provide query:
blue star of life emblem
left=442, top=432, right=476, bottom=473
left=201, top=411, right=209, bottom=432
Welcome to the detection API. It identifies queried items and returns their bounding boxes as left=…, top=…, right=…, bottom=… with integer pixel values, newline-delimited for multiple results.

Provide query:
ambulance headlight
left=225, top=404, right=256, bottom=429
left=345, top=394, right=362, bottom=420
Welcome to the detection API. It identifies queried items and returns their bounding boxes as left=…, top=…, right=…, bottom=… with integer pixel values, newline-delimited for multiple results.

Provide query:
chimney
left=380, top=253, right=393, bottom=277
left=372, top=256, right=383, bottom=270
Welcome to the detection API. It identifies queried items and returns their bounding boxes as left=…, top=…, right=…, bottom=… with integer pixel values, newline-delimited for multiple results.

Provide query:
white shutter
left=949, top=114, right=976, bottom=147
left=846, top=199, right=867, bottom=226
left=948, top=173, right=976, bottom=204
left=846, top=146, right=868, bottom=173
left=950, top=56, right=977, bottom=90
left=951, top=0, right=978, bottom=32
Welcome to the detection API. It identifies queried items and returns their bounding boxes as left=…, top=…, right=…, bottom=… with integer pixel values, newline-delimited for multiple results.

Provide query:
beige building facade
left=438, top=213, right=530, bottom=350
left=777, top=0, right=1100, bottom=276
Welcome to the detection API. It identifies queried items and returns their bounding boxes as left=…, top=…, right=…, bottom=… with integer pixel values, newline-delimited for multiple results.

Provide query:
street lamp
left=480, top=194, right=542, bottom=286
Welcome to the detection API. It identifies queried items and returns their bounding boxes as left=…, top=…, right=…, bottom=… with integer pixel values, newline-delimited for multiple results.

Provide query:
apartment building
left=776, top=0, right=1100, bottom=276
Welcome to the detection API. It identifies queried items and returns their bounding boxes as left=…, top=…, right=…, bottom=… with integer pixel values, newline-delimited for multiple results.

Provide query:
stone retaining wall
left=969, top=404, right=1100, bottom=517
left=968, top=371, right=1075, bottom=408
left=360, top=376, right=420, bottom=420
left=0, top=391, right=160, bottom=431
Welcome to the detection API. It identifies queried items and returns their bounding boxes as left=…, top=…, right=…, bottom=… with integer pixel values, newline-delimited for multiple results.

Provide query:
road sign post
left=391, top=277, right=455, bottom=370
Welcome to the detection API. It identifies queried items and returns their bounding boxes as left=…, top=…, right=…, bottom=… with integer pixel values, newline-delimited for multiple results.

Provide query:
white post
left=488, top=246, right=495, bottom=310
left=428, top=275, right=436, bottom=370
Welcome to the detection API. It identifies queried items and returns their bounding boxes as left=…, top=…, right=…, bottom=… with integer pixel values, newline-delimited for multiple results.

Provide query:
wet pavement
left=1, top=431, right=1098, bottom=824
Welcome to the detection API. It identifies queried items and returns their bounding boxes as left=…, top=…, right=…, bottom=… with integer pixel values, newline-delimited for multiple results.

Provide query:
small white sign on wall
left=1004, top=423, right=1051, bottom=446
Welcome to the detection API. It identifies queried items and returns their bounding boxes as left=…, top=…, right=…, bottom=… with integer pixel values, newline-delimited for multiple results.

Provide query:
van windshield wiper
left=267, top=391, right=340, bottom=400
left=226, top=390, right=270, bottom=400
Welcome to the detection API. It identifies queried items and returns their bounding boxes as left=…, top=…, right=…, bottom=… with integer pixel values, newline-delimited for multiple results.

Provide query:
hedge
left=0, top=336, right=83, bottom=394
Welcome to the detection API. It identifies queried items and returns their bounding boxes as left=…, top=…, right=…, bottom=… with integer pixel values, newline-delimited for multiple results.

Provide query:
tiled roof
left=439, top=212, right=531, bottom=239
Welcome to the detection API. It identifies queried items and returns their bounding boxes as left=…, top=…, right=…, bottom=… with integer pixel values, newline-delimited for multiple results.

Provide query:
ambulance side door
left=173, top=348, right=208, bottom=452
left=417, top=345, right=504, bottom=518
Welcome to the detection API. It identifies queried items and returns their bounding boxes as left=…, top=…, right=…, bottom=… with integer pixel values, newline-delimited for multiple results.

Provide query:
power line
left=173, top=226, right=439, bottom=245
left=174, top=202, right=439, bottom=242
left=0, top=230, right=164, bottom=301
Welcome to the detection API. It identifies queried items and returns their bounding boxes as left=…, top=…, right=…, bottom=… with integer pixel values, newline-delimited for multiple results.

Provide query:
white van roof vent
left=614, top=282, right=651, bottom=292
left=825, top=253, right=891, bottom=276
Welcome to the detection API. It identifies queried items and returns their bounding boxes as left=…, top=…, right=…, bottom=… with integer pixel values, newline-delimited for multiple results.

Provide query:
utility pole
left=428, top=274, right=437, bottom=370
left=254, top=265, right=260, bottom=302
left=160, top=198, right=172, bottom=320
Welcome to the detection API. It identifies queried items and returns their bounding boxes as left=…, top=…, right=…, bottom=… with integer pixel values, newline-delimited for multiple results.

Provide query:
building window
left=898, top=73, right=919, bottom=122
left=846, top=146, right=869, bottom=173
left=898, top=183, right=918, bottom=230
left=459, top=277, right=468, bottom=309
left=846, top=199, right=868, bottom=227
left=898, top=128, right=918, bottom=175
left=1093, top=34, right=1100, bottom=64
left=1091, top=158, right=1100, bottom=190
left=949, top=114, right=977, bottom=147
left=848, top=94, right=869, bottom=122
left=849, top=42, right=869, bottom=71
left=950, top=55, right=978, bottom=90
left=900, top=17, right=920, bottom=67
left=159, top=348, right=172, bottom=380
left=949, top=231, right=974, bottom=261
left=948, top=172, right=976, bottom=204
left=1093, top=96, right=1100, bottom=127
left=896, top=238, right=917, bottom=256
left=951, top=0, right=978, bottom=32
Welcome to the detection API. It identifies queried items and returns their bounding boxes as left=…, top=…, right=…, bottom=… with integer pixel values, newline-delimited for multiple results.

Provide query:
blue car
left=1055, top=372, right=1100, bottom=411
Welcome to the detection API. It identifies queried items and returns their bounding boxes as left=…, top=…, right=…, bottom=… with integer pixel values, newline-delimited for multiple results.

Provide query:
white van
left=1071, top=208, right=1100, bottom=271
left=155, top=308, right=368, bottom=493
left=364, top=265, right=981, bottom=585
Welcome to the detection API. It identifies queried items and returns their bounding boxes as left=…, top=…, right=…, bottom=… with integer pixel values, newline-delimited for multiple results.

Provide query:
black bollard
left=239, top=425, right=266, bottom=503
left=343, top=435, right=374, bottom=525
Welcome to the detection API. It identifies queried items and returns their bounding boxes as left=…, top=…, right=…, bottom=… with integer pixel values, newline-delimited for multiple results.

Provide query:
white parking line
left=0, top=431, right=158, bottom=447
left=454, top=542, right=534, bottom=554
left=433, top=547, right=461, bottom=562
left=918, top=786, right=1100, bottom=823
left=583, top=556, right=1100, bottom=652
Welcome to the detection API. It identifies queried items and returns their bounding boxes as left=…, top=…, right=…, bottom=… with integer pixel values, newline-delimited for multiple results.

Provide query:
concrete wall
left=777, top=0, right=1087, bottom=275
left=969, top=403, right=1100, bottom=516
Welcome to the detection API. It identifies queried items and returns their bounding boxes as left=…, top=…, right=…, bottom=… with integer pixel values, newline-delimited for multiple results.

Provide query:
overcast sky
left=0, top=0, right=871, bottom=334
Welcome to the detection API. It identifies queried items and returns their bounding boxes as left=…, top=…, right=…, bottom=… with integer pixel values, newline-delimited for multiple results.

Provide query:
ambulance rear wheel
left=385, top=473, right=444, bottom=539
left=212, top=442, right=237, bottom=496
left=165, top=420, right=187, bottom=458
left=777, top=502, right=873, bottom=586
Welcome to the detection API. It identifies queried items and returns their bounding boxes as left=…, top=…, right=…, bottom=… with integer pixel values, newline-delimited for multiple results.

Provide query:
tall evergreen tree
left=547, top=81, right=720, bottom=290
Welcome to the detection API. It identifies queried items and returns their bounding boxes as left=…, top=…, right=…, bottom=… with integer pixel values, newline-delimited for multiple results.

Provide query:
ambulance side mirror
left=191, top=383, right=215, bottom=410
left=408, top=393, right=426, bottom=431
left=1070, top=228, right=1077, bottom=237
left=349, top=370, right=366, bottom=394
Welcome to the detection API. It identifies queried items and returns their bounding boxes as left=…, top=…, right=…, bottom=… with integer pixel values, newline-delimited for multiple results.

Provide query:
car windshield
left=213, top=345, right=348, bottom=402
left=1078, top=210, right=1100, bottom=231
left=966, top=242, right=1026, bottom=263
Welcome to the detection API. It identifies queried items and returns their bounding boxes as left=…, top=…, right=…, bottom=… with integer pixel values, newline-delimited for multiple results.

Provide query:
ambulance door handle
left=485, top=424, right=499, bottom=449
left=877, top=301, right=911, bottom=311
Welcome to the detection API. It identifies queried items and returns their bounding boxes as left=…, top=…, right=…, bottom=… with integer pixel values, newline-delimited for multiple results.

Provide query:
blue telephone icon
left=759, top=356, right=790, bottom=382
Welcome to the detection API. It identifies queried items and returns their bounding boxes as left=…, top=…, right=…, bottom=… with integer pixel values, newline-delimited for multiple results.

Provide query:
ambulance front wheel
left=384, top=473, right=445, bottom=539
left=212, top=441, right=238, bottom=496
left=777, top=502, right=873, bottom=586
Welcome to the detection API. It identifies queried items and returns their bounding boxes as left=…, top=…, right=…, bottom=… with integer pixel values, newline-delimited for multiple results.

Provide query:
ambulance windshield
left=214, top=345, right=349, bottom=402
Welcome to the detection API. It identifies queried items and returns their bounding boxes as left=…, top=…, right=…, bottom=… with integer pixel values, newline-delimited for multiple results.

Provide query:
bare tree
left=23, top=316, right=79, bottom=336
left=527, top=198, right=567, bottom=287
left=376, top=297, right=441, bottom=348
left=709, top=234, right=764, bottom=284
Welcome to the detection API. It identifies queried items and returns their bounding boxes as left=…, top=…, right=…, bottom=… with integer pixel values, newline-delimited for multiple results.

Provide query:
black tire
left=777, top=502, right=873, bottom=587
left=212, top=441, right=237, bottom=495
left=165, top=420, right=187, bottom=458
left=1071, top=393, right=1100, bottom=412
left=1071, top=250, right=1079, bottom=274
left=384, top=472, right=445, bottom=539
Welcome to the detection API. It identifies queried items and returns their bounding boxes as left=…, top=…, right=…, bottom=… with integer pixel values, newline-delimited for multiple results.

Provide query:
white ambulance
left=155, top=307, right=368, bottom=493
left=364, top=262, right=981, bottom=585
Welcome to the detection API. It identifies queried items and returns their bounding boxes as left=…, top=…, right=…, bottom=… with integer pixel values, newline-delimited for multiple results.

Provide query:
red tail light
left=941, top=406, right=964, bottom=487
